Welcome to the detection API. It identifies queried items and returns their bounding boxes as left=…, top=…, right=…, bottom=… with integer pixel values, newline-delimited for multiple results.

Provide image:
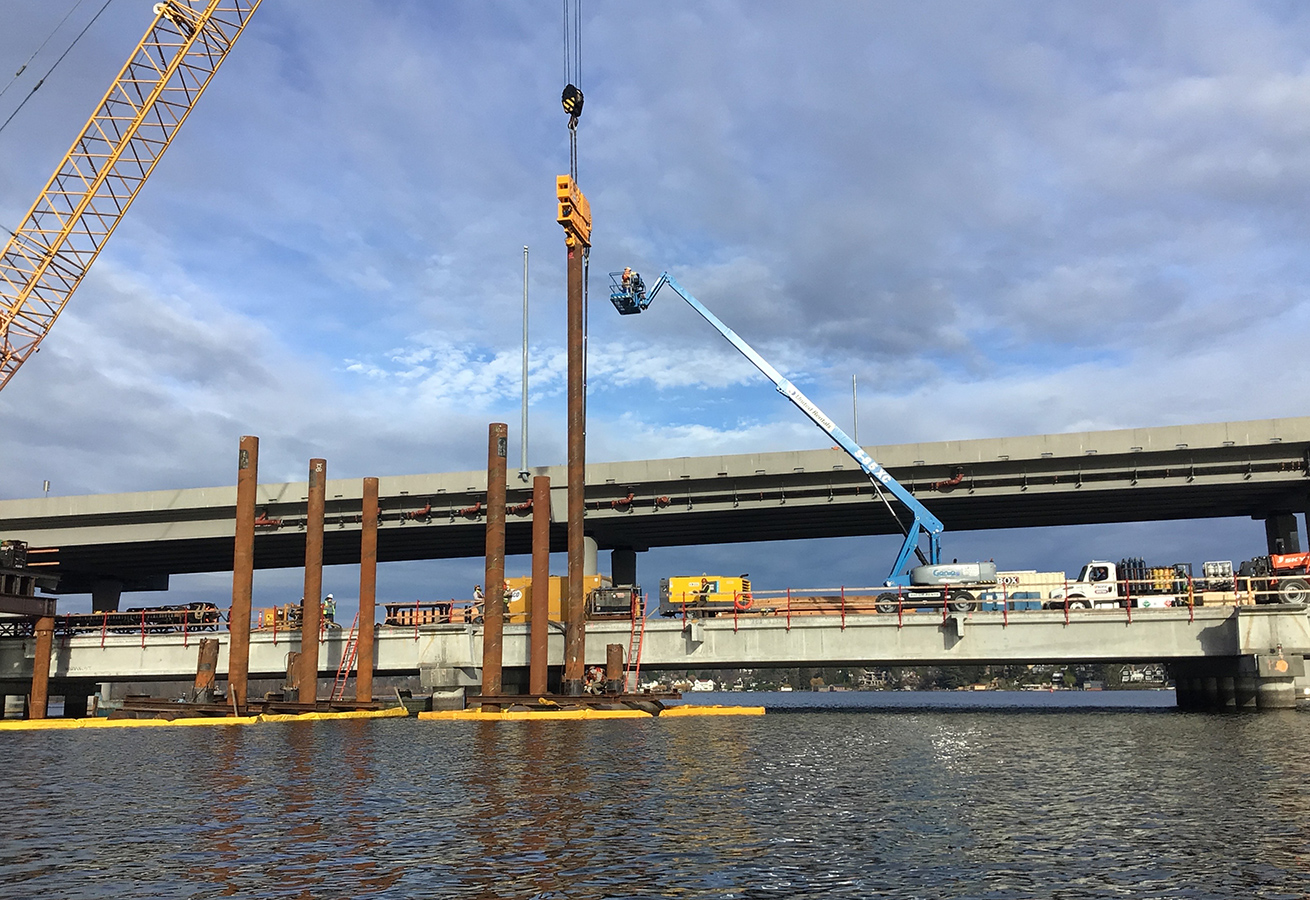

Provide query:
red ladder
left=330, top=612, right=360, bottom=701
left=624, top=592, right=648, bottom=692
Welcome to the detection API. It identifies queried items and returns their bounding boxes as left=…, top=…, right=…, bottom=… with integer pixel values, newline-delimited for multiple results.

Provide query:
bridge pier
left=1263, top=512, right=1302, bottom=555
left=91, top=579, right=122, bottom=613
left=1171, top=655, right=1304, bottom=711
left=60, top=686, right=92, bottom=718
left=611, top=547, right=636, bottom=587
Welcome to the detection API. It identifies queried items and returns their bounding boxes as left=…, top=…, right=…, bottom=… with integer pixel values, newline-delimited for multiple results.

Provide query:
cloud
left=2, top=1, right=1306, bottom=600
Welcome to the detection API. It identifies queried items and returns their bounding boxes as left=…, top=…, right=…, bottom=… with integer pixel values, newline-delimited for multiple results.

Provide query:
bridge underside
left=2, top=417, right=1308, bottom=595
left=39, top=477, right=1310, bottom=593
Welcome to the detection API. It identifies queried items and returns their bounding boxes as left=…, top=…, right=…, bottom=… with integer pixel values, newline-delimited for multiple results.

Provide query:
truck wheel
left=1278, top=578, right=1310, bottom=604
left=875, top=593, right=897, bottom=614
left=1067, top=598, right=1091, bottom=610
left=947, top=590, right=974, bottom=613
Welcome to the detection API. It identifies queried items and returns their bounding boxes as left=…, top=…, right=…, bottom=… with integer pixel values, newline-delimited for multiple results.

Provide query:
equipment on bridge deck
left=0, top=540, right=28, bottom=569
left=49, top=601, right=222, bottom=635
left=504, top=574, right=621, bottom=622
left=609, top=270, right=991, bottom=590
left=1046, top=558, right=1238, bottom=610
left=588, top=585, right=640, bottom=619
left=0, top=539, right=59, bottom=617
left=259, top=603, right=302, bottom=630
left=0, top=0, right=261, bottom=393
left=1238, top=553, right=1310, bottom=604
left=660, top=575, right=753, bottom=617
left=909, top=561, right=998, bottom=587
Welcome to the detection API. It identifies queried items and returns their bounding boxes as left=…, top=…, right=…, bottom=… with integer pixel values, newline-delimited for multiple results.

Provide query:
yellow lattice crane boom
left=0, top=0, right=260, bottom=393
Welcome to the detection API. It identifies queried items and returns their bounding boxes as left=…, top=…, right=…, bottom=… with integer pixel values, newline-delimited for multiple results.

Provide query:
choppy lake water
left=3, top=691, right=1307, bottom=899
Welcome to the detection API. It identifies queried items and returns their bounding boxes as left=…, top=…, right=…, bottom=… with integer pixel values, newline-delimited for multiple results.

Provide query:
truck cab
left=1047, top=561, right=1121, bottom=609
left=1047, top=559, right=1190, bottom=609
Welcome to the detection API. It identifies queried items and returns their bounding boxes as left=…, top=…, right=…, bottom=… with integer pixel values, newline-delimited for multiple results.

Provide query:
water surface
left=2, top=692, right=1306, bottom=899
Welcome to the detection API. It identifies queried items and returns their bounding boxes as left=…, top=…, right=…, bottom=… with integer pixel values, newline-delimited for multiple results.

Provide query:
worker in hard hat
left=322, top=593, right=336, bottom=624
left=621, top=267, right=633, bottom=293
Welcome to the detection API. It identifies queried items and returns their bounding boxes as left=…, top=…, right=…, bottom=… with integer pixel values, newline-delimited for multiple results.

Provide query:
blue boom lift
left=609, top=270, right=995, bottom=606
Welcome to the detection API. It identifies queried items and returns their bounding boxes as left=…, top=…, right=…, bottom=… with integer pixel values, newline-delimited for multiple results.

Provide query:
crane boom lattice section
left=0, top=0, right=260, bottom=392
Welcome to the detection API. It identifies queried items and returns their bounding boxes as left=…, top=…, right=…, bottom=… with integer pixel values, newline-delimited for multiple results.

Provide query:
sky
left=3, top=0, right=1309, bottom=615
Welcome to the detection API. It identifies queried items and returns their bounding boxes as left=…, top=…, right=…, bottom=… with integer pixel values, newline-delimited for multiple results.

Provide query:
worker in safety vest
left=322, top=593, right=336, bottom=623
left=621, top=266, right=633, bottom=293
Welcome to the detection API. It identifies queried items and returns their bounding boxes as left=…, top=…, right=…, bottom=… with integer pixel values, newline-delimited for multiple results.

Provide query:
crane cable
left=0, top=0, right=90, bottom=106
left=561, top=0, right=583, bottom=183
left=0, top=0, right=115, bottom=140
left=561, top=0, right=589, bottom=394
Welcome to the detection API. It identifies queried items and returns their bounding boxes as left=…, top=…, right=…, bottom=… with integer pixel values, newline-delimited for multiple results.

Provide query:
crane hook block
left=556, top=175, right=591, bottom=247
left=561, top=84, right=584, bottom=119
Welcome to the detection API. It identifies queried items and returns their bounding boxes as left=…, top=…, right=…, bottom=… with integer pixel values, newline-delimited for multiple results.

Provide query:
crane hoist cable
left=560, top=0, right=589, bottom=389
left=561, top=0, right=583, bottom=184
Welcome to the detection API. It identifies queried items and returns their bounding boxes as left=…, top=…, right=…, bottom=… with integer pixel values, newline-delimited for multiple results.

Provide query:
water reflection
left=0, top=704, right=1308, bottom=898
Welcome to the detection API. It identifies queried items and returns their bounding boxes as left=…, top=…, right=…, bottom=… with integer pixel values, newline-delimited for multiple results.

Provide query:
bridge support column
left=1215, top=675, right=1237, bottom=710
left=612, top=548, right=637, bottom=587
left=91, top=579, right=122, bottom=613
left=61, top=688, right=91, bottom=718
left=1263, top=512, right=1301, bottom=555
left=1250, top=654, right=1302, bottom=709
left=1202, top=675, right=1219, bottom=707
left=1234, top=675, right=1258, bottom=709
left=584, top=536, right=598, bottom=577
left=1174, top=656, right=1302, bottom=711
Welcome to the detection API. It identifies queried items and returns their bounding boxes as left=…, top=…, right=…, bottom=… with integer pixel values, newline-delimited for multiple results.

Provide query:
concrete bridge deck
left=4, top=604, right=1307, bottom=709
left=2, top=417, right=1309, bottom=596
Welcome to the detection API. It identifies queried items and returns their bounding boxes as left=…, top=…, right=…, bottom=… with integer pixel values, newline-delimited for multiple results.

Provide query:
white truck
left=1045, top=559, right=1206, bottom=609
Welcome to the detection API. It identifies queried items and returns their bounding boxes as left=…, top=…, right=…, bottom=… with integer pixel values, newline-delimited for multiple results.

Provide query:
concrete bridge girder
left=3, top=606, right=1306, bottom=706
left=2, top=417, right=1309, bottom=597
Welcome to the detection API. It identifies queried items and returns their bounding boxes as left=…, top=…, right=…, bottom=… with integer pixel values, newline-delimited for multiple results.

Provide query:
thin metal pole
left=229, top=435, right=257, bottom=715
left=521, top=246, right=530, bottom=480
left=356, top=476, right=378, bottom=702
left=852, top=374, right=858, bottom=444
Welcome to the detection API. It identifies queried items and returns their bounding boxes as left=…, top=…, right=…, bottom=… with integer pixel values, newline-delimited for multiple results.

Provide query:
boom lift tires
left=947, top=590, right=975, bottom=613
left=1279, top=578, right=1310, bottom=604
